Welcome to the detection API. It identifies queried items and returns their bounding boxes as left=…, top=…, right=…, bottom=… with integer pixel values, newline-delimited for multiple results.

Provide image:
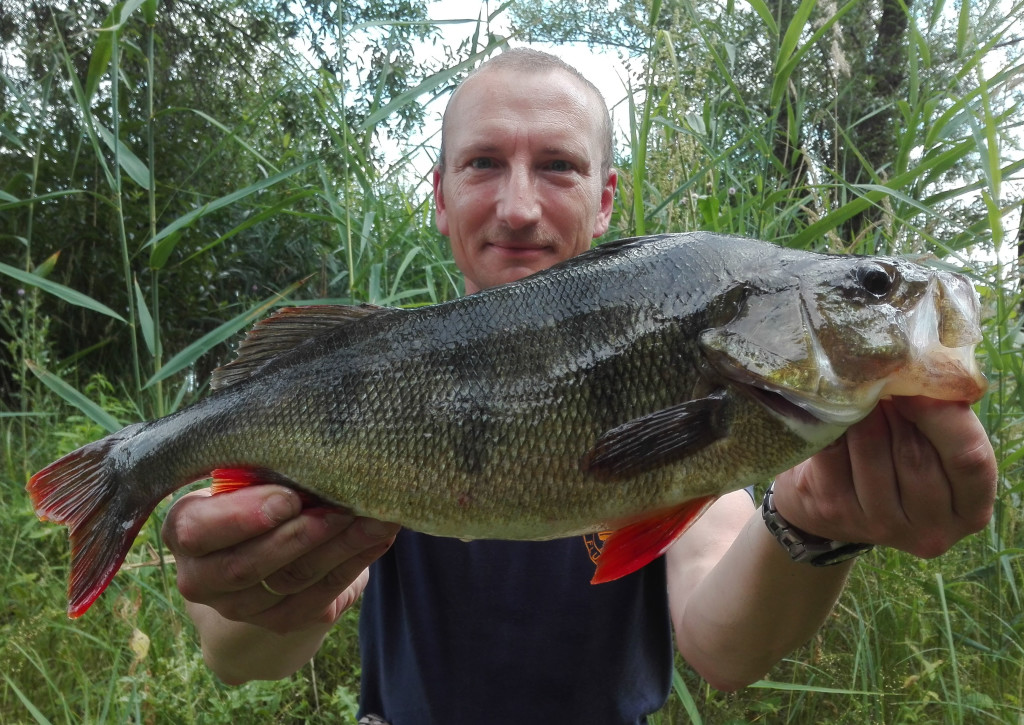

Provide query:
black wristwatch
left=761, top=481, right=873, bottom=566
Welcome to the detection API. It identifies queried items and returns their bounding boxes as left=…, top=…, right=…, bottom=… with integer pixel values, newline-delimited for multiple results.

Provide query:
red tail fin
left=28, top=424, right=156, bottom=618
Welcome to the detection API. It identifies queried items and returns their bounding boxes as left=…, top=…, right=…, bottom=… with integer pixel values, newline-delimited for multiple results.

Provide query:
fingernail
left=262, top=492, right=298, bottom=524
left=323, top=511, right=355, bottom=529
left=361, top=518, right=396, bottom=538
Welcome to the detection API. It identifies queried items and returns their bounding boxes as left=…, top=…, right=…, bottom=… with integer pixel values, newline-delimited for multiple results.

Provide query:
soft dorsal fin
left=210, top=304, right=391, bottom=390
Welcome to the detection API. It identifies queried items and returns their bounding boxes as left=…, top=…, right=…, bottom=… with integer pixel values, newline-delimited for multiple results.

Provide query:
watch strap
left=761, top=481, right=873, bottom=566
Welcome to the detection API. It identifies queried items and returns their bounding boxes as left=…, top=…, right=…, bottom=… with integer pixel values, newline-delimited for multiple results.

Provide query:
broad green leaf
left=0, top=189, right=82, bottom=210
left=649, top=0, right=663, bottom=28
left=776, top=0, right=816, bottom=62
left=0, top=262, right=125, bottom=322
left=33, top=252, right=60, bottom=279
left=134, top=278, right=158, bottom=358
left=179, top=188, right=321, bottom=265
left=389, top=246, right=425, bottom=299
left=96, top=123, right=151, bottom=189
left=25, top=361, right=123, bottom=434
left=85, top=7, right=115, bottom=102
left=745, top=0, right=779, bottom=36
left=83, top=0, right=152, bottom=100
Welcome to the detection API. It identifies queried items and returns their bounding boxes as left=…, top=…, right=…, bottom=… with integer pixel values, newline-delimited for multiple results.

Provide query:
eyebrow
left=454, top=140, right=591, bottom=164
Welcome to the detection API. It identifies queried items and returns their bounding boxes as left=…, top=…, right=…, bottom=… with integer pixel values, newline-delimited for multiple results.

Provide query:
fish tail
left=28, top=423, right=157, bottom=618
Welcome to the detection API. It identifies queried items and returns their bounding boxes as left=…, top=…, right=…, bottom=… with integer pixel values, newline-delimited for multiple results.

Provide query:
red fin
left=210, top=468, right=269, bottom=495
left=591, top=496, right=717, bottom=584
left=27, top=424, right=159, bottom=618
left=211, top=467, right=328, bottom=509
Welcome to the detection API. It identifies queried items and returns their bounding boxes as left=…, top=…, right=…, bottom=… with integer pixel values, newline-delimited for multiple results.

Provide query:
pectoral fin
left=591, top=495, right=717, bottom=583
left=581, top=392, right=729, bottom=481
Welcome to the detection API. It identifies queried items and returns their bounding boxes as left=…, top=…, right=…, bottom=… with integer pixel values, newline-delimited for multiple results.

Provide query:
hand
left=772, top=397, right=996, bottom=558
left=161, top=485, right=399, bottom=634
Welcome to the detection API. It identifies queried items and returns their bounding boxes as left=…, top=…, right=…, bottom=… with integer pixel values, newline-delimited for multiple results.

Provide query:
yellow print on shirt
left=582, top=531, right=613, bottom=565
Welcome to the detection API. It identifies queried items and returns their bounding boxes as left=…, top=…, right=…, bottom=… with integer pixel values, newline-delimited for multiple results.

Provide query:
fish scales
left=28, top=232, right=988, bottom=616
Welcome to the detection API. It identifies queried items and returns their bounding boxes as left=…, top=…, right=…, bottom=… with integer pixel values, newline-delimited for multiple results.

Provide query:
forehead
left=444, top=68, right=605, bottom=157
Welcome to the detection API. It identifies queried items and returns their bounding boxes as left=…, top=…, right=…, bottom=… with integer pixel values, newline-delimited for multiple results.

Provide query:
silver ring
left=260, top=578, right=286, bottom=597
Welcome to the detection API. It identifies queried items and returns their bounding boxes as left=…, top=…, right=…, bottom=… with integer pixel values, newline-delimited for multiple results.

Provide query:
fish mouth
left=740, top=383, right=827, bottom=427
left=717, top=369, right=861, bottom=447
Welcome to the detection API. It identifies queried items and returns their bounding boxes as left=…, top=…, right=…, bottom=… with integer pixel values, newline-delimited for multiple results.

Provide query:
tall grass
left=2, top=0, right=1022, bottom=723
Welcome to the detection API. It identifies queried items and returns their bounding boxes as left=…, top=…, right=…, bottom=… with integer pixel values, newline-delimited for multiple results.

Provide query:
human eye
left=469, top=157, right=494, bottom=170
left=546, top=159, right=573, bottom=172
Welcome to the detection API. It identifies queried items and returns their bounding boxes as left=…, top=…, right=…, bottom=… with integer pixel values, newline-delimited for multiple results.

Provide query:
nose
left=495, top=164, right=542, bottom=229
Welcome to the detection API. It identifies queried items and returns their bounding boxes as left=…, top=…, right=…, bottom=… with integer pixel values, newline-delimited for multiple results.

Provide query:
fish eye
left=855, top=263, right=895, bottom=298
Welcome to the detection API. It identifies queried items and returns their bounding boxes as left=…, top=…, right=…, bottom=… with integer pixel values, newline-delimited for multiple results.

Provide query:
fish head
left=699, top=253, right=987, bottom=431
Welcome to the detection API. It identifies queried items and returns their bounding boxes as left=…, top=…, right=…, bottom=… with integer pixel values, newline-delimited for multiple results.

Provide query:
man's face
left=433, top=68, right=617, bottom=294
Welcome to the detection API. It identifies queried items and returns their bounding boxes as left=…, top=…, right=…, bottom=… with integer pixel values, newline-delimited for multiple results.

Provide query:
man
left=162, top=49, right=997, bottom=722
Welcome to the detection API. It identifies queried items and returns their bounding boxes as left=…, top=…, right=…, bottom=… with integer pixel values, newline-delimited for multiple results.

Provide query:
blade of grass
left=0, top=262, right=126, bottom=322
left=671, top=667, right=703, bottom=725
left=25, top=360, right=123, bottom=434
left=2, top=674, right=54, bottom=725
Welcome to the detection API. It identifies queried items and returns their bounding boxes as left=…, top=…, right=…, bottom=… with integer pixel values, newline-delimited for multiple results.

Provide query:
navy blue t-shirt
left=358, top=530, right=673, bottom=724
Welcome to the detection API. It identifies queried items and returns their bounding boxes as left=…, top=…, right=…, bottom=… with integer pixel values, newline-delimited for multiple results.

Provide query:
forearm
left=188, top=600, right=335, bottom=685
left=669, top=501, right=852, bottom=691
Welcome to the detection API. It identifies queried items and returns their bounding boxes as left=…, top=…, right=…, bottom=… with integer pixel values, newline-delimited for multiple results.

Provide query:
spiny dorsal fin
left=210, top=303, right=391, bottom=390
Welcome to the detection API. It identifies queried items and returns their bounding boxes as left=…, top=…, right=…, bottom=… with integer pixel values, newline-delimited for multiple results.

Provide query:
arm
left=161, top=485, right=399, bottom=685
left=668, top=397, right=996, bottom=691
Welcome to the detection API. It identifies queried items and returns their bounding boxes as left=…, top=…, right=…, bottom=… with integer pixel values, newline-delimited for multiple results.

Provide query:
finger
left=890, top=397, right=996, bottom=533
left=175, top=507, right=354, bottom=605
left=262, top=517, right=400, bottom=597
left=163, top=485, right=302, bottom=557
left=235, top=520, right=399, bottom=631
left=843, top=404, right=905, bottom=534
left=250, top=567, right=374, bottom=634
left=880, top=399, right=952, bottom=519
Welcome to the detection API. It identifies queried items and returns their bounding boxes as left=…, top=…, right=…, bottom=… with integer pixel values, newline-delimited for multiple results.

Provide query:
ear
left=592, top=169, right=617, bottom=238
left=433, top=166, right=450, bottom=236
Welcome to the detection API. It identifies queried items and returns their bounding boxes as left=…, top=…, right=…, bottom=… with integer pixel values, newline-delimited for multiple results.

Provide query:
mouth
left=485, top=242, right=553, bottom=259
left=741, top=384, right=826, bottom=427
left=726, top=376, right=854, bottom=448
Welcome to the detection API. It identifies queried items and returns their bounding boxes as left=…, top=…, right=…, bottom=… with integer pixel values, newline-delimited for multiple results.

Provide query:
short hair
left=437, top=48, right=614, bottom=177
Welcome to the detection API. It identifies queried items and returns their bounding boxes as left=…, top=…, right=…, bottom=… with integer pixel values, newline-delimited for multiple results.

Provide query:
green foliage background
left=1, top=0, right=1022, bottom=722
